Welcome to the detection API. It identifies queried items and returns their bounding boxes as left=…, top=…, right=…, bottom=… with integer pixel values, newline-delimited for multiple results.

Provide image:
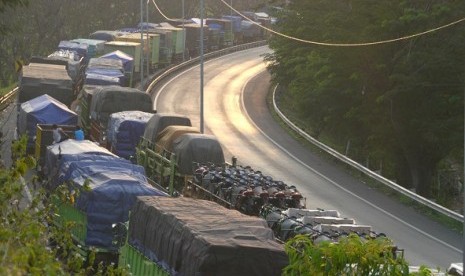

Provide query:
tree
left=283, top=234, right=432, bottom=275
left=0, top=0, right=27, bottom=12
left=0, top=0, right=27, bottom=35
left=266, top=0, right=465, bottom=198
left=0, top=136, right=66, bottom=274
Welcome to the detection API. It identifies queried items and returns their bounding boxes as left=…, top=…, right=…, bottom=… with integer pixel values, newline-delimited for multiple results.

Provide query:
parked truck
left=17, top=94, right=78, bottom=154
left=118, top=196, right=288, bottom=275
left=74, top=85, right=154, bottom=145
left=43, top=139, right=167, bottom=263
left=136, top=113, right=224, bottom=194
left=19, top=61, right=77, bottom=107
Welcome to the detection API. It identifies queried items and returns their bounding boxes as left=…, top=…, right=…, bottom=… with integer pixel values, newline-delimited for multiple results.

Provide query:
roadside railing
left=272, top=85, right=463, bottom=223
left=145, top=41, right=267, bottom=95
left=0, top=87, right=18, bottom=112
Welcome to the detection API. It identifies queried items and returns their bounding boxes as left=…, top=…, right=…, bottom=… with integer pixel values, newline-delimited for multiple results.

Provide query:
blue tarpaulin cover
left=62, top=161, right=167, bottom=249
left=100, top=50, right=134, bottom=73
left=58, top=158, right=143, bottom=184
left=86, top=68, right=125, bottom=78
left=58, top=40, right=89, bottom=61
left=51, top=154, right=131, bottom=189
left=44, top=139, right=117, bottom=179
left=84, top=73, right=122, bottom=86
left=46, top=139, right=167, bottom=250
left=17, top=94, right=77, bottom=149
left=85, top=58, right=126, bottom=85
left=71, top=39, right=106, bottom=58
left=107, top=111, right=154, bottom=159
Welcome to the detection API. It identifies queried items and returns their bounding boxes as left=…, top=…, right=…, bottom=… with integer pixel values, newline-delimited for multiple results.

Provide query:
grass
left=267, top=85, right=463, bottom=234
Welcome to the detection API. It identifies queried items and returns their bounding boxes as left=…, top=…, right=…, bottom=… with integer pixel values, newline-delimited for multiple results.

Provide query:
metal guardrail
left=145, top=41, right=267, bottom=94
left=0, top=87, right=18, bottom=112
left=272, top=86, right=464, bottom=223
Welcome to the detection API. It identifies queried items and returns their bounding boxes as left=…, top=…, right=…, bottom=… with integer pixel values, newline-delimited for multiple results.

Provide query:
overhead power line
left=151, top=0, right=176, bottom=21
left=219, top=0, right=465, bottom=47
left=152, top=0, right=465, bottom=47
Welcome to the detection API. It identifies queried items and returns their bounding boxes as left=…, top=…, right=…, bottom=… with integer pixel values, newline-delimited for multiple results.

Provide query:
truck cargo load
left=89, top=30, right=129, bottom=42
left=143, top=113, right=191, bottom=143
left=154, top=125, right=199, bottom=153
left=89, top=86, right=152, bottom=128
left=55, top=159, right=167, bottom=250
left=71, top=38, right=106, bottom=58
left=19, top=62, right=75, bottom=106
left=87, top=57, right=124, bottom=71
left=171, top=133, right=224, bottom=175
left=85, top=57, right=126, bottom=86
left=107, top=111, right=154, bottom=159
left=103, top=41, right=141, bottom=73
left=40, top=51, right=84, bottom=83
left=17, top=94, right=77, bottom=151
left=100, top=50, right=134, bottom=74
left=84, top=73, right=122, bottom=86
left=126, top=196, right=288, bottom=276
left=58, top=40, right=89, bottom=61
left=44, top=139, right=117, bottom=179
left=35, top=124, right=78, bottom=171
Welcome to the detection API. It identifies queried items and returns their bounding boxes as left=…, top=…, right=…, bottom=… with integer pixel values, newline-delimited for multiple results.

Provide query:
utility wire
left=151, top=0, right=176, bottom=21
left=220, top=0, right=465, bottom=47
left=152, top=0, right=465, bottom=47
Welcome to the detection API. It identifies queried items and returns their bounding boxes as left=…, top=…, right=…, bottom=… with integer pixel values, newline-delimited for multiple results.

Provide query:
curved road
left=152, top=46, right=462, bottom=269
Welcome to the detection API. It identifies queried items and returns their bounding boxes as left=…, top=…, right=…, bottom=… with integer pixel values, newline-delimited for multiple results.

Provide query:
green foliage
left=0, top=0, right=27, bottom=12
left=0, top=136, right=65, bottom=275
left=283, top=234, right=412, bottom=276
left=267, top=0, right=465, bottom=199
left=0, top=136, right=128, bottom=275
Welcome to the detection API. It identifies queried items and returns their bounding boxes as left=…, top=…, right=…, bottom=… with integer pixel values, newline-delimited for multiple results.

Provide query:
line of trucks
left=12, top=13, right=408, bottom=276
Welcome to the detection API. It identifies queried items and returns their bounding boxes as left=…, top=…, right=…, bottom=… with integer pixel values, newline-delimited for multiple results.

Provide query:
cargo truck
left=118, top=196, right=288, bottom=276
left=44, top=139, right=167, bottom=264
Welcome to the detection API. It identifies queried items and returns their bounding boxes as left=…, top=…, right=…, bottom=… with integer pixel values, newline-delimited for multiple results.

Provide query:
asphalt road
left=152, top=46, right=462, bottom=269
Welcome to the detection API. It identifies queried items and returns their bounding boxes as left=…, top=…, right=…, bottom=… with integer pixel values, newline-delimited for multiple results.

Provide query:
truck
left=74, top=85, right=154, bottom=145
left=43, top=139, right=167, bottom=264
left=106, top=110, right=154, bottom=159
left=17, top=94, right=78, bottom=154
left=116, top=32, right=161, bottom=71
left=100, top=50, right=135, bottom=87
left=206, top=18, right=234, bottom=48
left=136, top=113, right=224, bottom=194
left=18, top=61, right=76, bottom=108
left=84, top=57, right=126, bottom=86
left=118, top=196, right=288, bottom=275
left=103, top=41, right=142, bottom=74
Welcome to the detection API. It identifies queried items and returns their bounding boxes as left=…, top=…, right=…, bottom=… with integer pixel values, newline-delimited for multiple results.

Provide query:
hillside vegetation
left=0, top=0, right=268, bottom=87
left=266, top=1, right=465, bottom=210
